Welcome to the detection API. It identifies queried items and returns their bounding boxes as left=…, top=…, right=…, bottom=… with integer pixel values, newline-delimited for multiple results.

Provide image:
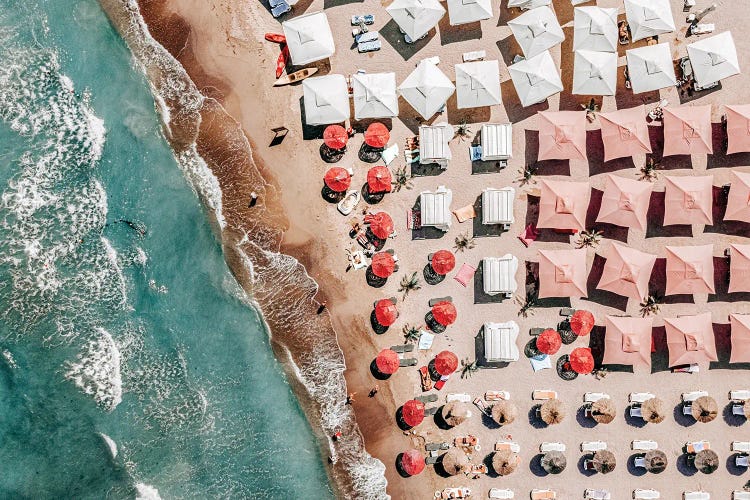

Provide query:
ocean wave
left=98, top=432, right=119, bottom=460
left=64, top=327, right=123, bottom=411
left=134, top=483, right=162, bottom=500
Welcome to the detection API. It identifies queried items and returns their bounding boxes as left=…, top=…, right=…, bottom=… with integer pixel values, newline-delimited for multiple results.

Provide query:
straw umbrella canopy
left=538, top=248, right=588, bottom=299
left=665, top=313, right=718, bottom=368
left=623, top=0, right=675, bottom=42
left=431, top=250, right=456, bottom=275
left=541, top=451, right=566, bottom=474
left=324, top=167, right=351, bottom=192
left=694, top=449, right=719, bottom=474
left=665, top=245, right=715, bottom=295
left=663, top=175, right=714, bottom=226
left=597, top=242, right=656, bottom=301
left=366, top=166, right=392, bottom=194
left=431, top=301, right=457, bottom=326
left=591, top=398, right=616, bottom=424
left=441, top=447, right=468, bottom=476
left=386, top=0, right=445, bottom=41
left=434, top=350, right=459, bottom=376
left=662, top=105, right=713, bottom=156
left=374, top=299, right=398, bottom=327
left=398, top=61, right=455, bottom=120
left=492, top=450, right=519, bottom=476
left=368, top=212, right=394, bottom=239
left=364, top=123, right=390, bottom=149
left=730, top=313, right=750, bottom=363
left=729, top=244, right=750, bottom=294
left=399, top=449, right=426, bottom=476
left=602, top=315, right=654, bottom=370
left=537, top=179, right=590, bottom=231
left=571, top=310, right=595, bottom=336
left=644, top=450, right=668, bottom=473
left=687, top=31, right=740, bottom=88
left=598, top=105, right=651, bottom=161
left=492, top=400, right=518, bottom=426
left=401, top=399, right=425, bottom=427
left=508, top=51, right=563, bottom=107
left=641, top=397, right=666, bottom=423
left=596, top=175, right=653, bottom=231
left=375, top=349, right=400, bottom=375
left=691, top=395, right=718, bottom=423
left=592, top=450, right=617, bottom=474
left=323, top=125, right=348, bottom=150
left=725, top=105, right=750, bottom=154
left=536, top=328, right=562, bottom=355
left=540, top=399, right=565, bottom=425
left=537, top=111, right=587, bottom=161
left=725, top=172, right=750, bottom=223
left=442, top=401, right=472, bottom=427
left=573, top=49, right=617, bottom=96
left=573, top=6, right=618, bottom=52
left=569, top=347, right=595, bottom=374
left=371, top=252, right=396, bottom=278
left=508, top=6, right=564, bottom=59
left=626, top=43, right=677, bottom=94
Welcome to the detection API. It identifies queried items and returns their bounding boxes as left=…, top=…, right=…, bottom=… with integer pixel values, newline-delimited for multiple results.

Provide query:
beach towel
left=518, top=223, right=539, bottom=247
left=452, top=204, right=476, bottom=223
left=381, top=143, right=399, bottom=165
left=530, top=354, right=551, bottom=372
left=418, top=331, right=434, bottom=350
left=470, top=145, right=482, bottom=161
left=454, top=263, right=476, bottom=287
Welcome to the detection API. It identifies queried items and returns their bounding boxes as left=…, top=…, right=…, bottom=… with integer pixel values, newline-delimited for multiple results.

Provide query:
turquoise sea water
left=0, top=1, right=333, bottom=498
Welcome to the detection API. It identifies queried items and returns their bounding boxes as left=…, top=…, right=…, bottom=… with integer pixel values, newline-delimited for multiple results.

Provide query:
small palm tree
left=460, top=358, right=479, bottom=379
left=516, top=292, right=537, bottom=318
left=581, top=98, right=600, bottom=121
left=402, top=324, right=421, bottom=343
left=399, top=272, right=422, bottom=299
left=454, top=232, right=475, bottom=253
left=454, top=120, right=472, bottom=141
left=517, top=164, right=538, bottom=186
left=575, top=229, right=604, bottom=249
left=639, top=294, right=663, bottom=317
left=391, top=166, right=414, bottom=192
left=639, top=157, right=660, bottom=182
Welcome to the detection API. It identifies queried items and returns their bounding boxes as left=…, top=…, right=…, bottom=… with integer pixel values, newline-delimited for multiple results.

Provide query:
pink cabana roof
left=662, top=105, right=713, bottom=156
left=663, top=175, right=714, bottom=226
left=597, top=242, right=656, bottom=301
left=538, top=248, right=588, bottom=299
left=602, top=315, right=654, bottom=369
left=537, top=179, right=590, bottom=231
left=596, top=174, right=653, bottom=231
left=665, top=312, right=717, bottom=367
left=725, top=171, right=750, bottom=223
left=665, top=244, right=715, bottom=296
left=729, top=243, right=750, bottom=293
left=538, top=111, right=588, bottom=161
left=730, top=313, right=750, bottom=363
left=726, top=105, right=750, bottom=155
left=598, top=105, right=652, bottom=162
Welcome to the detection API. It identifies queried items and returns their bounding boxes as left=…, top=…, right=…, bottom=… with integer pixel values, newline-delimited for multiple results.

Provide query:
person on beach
left=317, top=301, right=327, bottom=314
left=249, top=191, right=258, bottom=207
left=368, top=385, right=379, bottom=398
left=346, top=392, right=356, bottom=404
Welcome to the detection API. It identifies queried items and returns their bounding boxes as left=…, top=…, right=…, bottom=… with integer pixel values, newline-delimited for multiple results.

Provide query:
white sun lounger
left=632, top=440, right=658, bottom=451
left=489, top=489, right=514, bottom=499
left=581, top=441, right=607, bottom=452
left=531, top=490, right=556, bottom=500
left=733, top=404, right=746, bottom=416
left=495, top=441, right=521, bottom=453
left=533, top=389, right=557, bottom=400
left=686, top=441, right=710, bottom=453
left=634, top=456, right=646, bottom=468
left=683, top=404, right=693, bottom=416
left=485, top=390, right=510, bottom=401
left=585, top=490, right=611, bottom=500
left=629, top=392, right=655, bottom=403
left=634, top=489, right=660, bottom=500
left=540, top=442, right=565, bottom=453
left=732, top=441, right=750, bottom=453
left=684, top=492, right=709, bottom=500
left=630, top=406, right=643, bottom=418
left=584, top=392, right=610, bottom=403
left=734, top=491, right=750, bottom=500
left=682, top=391, right=708, bottom=402
left=731, top=390, right=750, bottom=401
left=738, top=455, right=750, bottom=467
left=446, top=393, right=472, bottom=403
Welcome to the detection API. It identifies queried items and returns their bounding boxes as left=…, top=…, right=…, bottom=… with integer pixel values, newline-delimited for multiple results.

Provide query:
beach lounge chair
left=629, top=406, right=643, bottom=418
left=424, top=406, right=439, bottom=416
left=357, top=40, right=381, bottom=53
left=532, top=390, right=557, bottom=400
left=738, top=455, right=750, bottom=467
left=730, top=390, right=750, bottom=401
left=682, top=404, right=693, bottom=416
left=529, top=327, right=545, bottom=336
left=531, top=490, right=556, bottom=500
left=629, top=392, right=656, bottom=403
left=581, top=441, right=607, bottom=452
left=429, top=296, right=452, bottom=307
left=351, top=14, right=375, bottom=25
left=434, top=374, right=449, bottom=391
left=269, top=0, right=291, bottom=18
left=473, top=397, right=490, bottom=416
left=425, top=442, right=450, bottom=451
left=453, top=435, right=478, bottom=448
left=583, top=459, right=595, bottom=471
left=495, top=441, right=521, bottom=453
left=732, top=441, right=750, bottom=453
left=437, top=487, right=472, bottom=499
left=354, top=31, right=378, bottom=44
left=399, top=358, right=417, bottom=367
left=454, top=263, right=476, bottom=287
left=683, top=492, right=709, bottom=500
left=416, top=394, right=438, bottom=403
left=585, top=490, right=611, bottom=500
left=733, top=404, right=746, bottom=416
left=426, top=455, right=439, bottom=465
left=539, top=442, right=565, bottom=453
left=632, top=440, right=658, bottom=451
left=489, top=489, right=514, bottom=499
left=419, top=366, right=433, bottom=391
left=686, top=441, right=710, bottom=453
left=559, top=307, right=575, bottom=317
left=634, top=490, right=660, bottom=500
left=485, top=391, right=510, bottom=401
left=390, top=344, right=412, bottom=353
left=584, top=393, right=610, bottom=403
left=673, top=364, right=699, bottom=373
left=682, top=391, right=708, bottom=402
left=447, top=393, right=472, bottom=403
left=734, top=492, right=750, bottom=500
left=634, top=456, right=646, bottom=468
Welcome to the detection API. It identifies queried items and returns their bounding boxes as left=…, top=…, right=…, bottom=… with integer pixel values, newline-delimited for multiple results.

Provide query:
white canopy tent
left=626, top=43, right=677, bottom=94
left=573, top=6, right=618, bottom=52
left=508, top=50, right=563, bottom=107
left=482, top=187, right=515, bottom=227
left=573, top=50, right=617, bottom=95
left=386, top=0, right=445, bottom=41
left=507, top=0, right=550, bottom=10
left=483, top=255, right=519, bottom=297
left=398, top=60, right=456, bottom=119
left=419, top=186, right=453, bottom=231
left=508, top=6, right=565, bottom=59
left=282, top=12, right=336, bottom=65
left=419, top=123, right=453, bottom=167
left=447, top=0, right=493, bottom=26
left=455, top=60, right=501, bottom=109
left=352, top=73, right=399, bottom=120
left=687, top=32, right=741, bottom=88
left=484, top=321, right=520, bottom=363
left=302, top=75, right=349, bottom=125
left=480, top=123, right=512, bottom=161
left=623, top=0, right=675, bottom=42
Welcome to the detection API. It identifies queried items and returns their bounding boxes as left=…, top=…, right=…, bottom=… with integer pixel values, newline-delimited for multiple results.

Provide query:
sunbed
left=559, top=307, right=574, bottom=317
left=673, top=364, right=699, bottom=373
left=629, top=406, right=643, bottom=418
left=529, top=327, right=545, bottom=336
left=686, top=441, right=710, bottom=453
left=629, top=392, right=655, bottom=403
left=354, top=31, right=378, bottom=44
left=583, top=459, right=595, bottom=471
left=495, top=441, right=520, bottom=453
left=581, top=441, right=607, bottom=452
left=269, top=0, right=291, bottom=18
left=737, top=455, right=749, bottom=467
left=683, top=492, right=709, bottom=500
left=434, top=374, right=449, bottom=391
left=634, top=490, right=660, bottom=500
left=489, top=489, right=514, bottom=499
left=390, top=343, right=413, bottom=353
left=446, top=393, right=472, bottom=403
left=530, top=490, right=556, bottom=500
left=437, top=487, right=471, bottom=499
left=473, top=398, right=490, bottom=416
left=424, top=406, right=439, bottom=416
left=731, top=389, right=750, bottom=401
left=539, top=442, right=565, bottom=453
left=584, top=392, right=610, bottom=403
left=453, top=435, right=477, bottom=447
left=399, top=358, right=417, bottom=367
left=682, top=404, right=693, bottom=416
left=425, top=455, right=439, bottom=465
left=734, top=492, right=750, bottom=500
left=632, top=440, right=658, bottom=451
left=634, top=456, right=646, bottom=468
left=429, top=296, right=453, bottom=307
left=733, top=404, right=746, bottom=416
left=485, top=391, right=510, bottom=401
left=682, top=391, right=708, bottom=402
left=585, top=490, right=611, bottom=500
left=732, top=441, right=750, bottom=453
left=357, top=40, right=381, bottom=53
left=425, top=442, right=449, bottom=451
left=532, top=389, right=557, bottom=400
left=416, top=394, right=438, bottom=403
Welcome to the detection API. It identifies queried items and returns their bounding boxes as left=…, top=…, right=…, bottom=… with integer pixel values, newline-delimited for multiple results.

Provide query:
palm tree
left=391, top=166, right=414, bottom=192
left=454, top=120, right=472, bottom=141
left=517, top=164, right=538, bottom=186
left=399, top=272, right=422, bottom=299
left=454, top=232, right=476, bottom=253
left=402, top=324, right=421, bottom=343
left=581, top=98, right=600, bottom=122
left=575, top=229, right=604, bottom=249
left=639, top=157, right=660, bottom=182
left=516, top=292, right=537, bottom=318
left=460, top=358, right=479, bottom=379
left=639, top=294, right=662, bottom=317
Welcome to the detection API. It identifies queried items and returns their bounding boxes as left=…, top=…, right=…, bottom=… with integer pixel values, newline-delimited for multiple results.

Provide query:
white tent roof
left=447, top=0, right=492, bottom=26
left=626, top=43, right=677, bottom=94
left=419, top=123, right=453, bottom=165
left=352, top=73, right=399, bottom=120
left=508, top=51, right=563, bottom=107
left=508, top=0, right=550, bottom=9
left=484, top=320, right=520, bottom=362
left=623, top=0, right=675, bottom=42
left=386, top=0, right=445, bottom=41
left=455, top=60, right=501, bottom=109
left=573, top=50, right=617, bottom=95
left=281, top=12, right=335, bottom=65
left=482, top=187, right=515, bottom=225
left=508, top=6, right=564, bottom=59
left=687, top=32, right=741, bottom=88
left=399, top=61, right=456, bottom=119
left=574, top=6, right=618, bottom=52
left=483, top=256, right=519, bottom=296
left=302, top=75, right=350, bottom=125
left=419, top=186, right=453, bottom=231
left=480, top=123, right=513, bottom=161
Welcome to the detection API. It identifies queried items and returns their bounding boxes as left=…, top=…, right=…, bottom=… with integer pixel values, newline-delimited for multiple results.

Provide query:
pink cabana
left=537, top=179, right=590, bottom=232
left=538, top=111, right=588, bottom=161
left=665, top=312, right=717, bottom=368
left=725, top=105, right=750, bottom=154
left=663, top=175, right=714, bottom=226
left=596, top=174, right=653, bottom=231
left=725, top=171, right=750, bottom=223
left=665, top=244, right=715, bottom=296
left=598, top=105, right=652, bottom=161
left=538, top=248, right=588, bottom=299
left=729, top=313, right=750, bottom=363
left=602, top=315, right=654, bottom=369
left=729, top=243, right=750, bottom=293
left=662, top=105, right=713, bottom=156
left=597, top=242, right=656, bottom=301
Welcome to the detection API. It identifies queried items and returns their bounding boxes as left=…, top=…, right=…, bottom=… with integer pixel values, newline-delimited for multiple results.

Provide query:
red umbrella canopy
left=324, top=167, right=351, bottom=192
left=400, top=449, right=426, bottom=476
left=375, top=349, right=400, bottom=375
left=431, top=250, right=456, bottom=275
left=536, top=329, right=562, bottom=355
left=364, top=122, right=390, bottom=148
left=569, top=347, right=595, bottom=374
left=434, top=350, right=459, bottom=376
left=367, top=166, right=392, bottom=194
left=371, top=252, right=396, bottom=278
left=374, top=299, right=398, bottom=326
left=323, top=125, right=348, bottom=150
left=369, top=212, right=394, bottom=239
left=431, top=301, right=457, bottom=326
left=401, top=399, right=425, bottom=427
left=570, top=310, right=595, bottom=336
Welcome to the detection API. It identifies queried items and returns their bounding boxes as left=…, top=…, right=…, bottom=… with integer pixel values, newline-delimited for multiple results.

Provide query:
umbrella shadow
left=379, top=19, right=435, bottom=61
left=645, top=126, right=695, bottom=171
left=678, top=81, right=723, bottom=105
left=707, top=122, right=750, bottom=169
left=438, top=16, right=482, bottom=45
left=584, top=253, right=629, bottom=311
left=709, top=322, right=731, bottom=369
left=481, top=410, right=501, bottom=430
left=472, top=195, right=507, bottom=238
left=673, top=403, right=697, bottom=427
left=434, top=456, right=458, bottom=478
left=483, top=453, right=500, bottom=478
left=370, top=311, right=390, bottom=334
left=728, top=453, right=748, bottom=476
left=365, top=267, right=388, bottom=288
left=524, top=195, right=572, bottom=244
left=394, top=453, right=412, bottom=478
left=584, top=188, right=630, bottom=244
left=524, top=130, right=571, bottom=176
left=445, top=93, right=492, bottom=127
left=576, top=405, right=597, bottom=429
left=395, top=407, right=413, bottom=431
left=530, top=454, right=549, bottom=477
left=434, top=405, right=453, bottom=430
left=586, top=129, right=636, bottom=176
left=650, top=326, right=671, bottom=374
left=369, top=360, right=392, bottom=380
left=649, top=258, right=694, bottom=305
left=625, top=405, right=647, bottom=428
left=677, top=453, right=698, bottom=476
left=706, top=185, right=750, bottom=237
left=410, top=162, right=445, bottom=177
left=628, top=454, right=647, bottom=476
left=557, top=26, right=581, bottom=112
left=528, top=405, right=547, bottom=429
left=645, top=191, right=694, bottom=239
left=321, top=184, right=345, bottom=204
left=723, top=403, right=747, bottom=427
left=424, top=263, right=446, bottom=286
left=578, top=454, right=596, bottom=476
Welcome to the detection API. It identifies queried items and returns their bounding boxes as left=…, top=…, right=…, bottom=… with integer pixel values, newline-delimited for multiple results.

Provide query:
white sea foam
left=64, top=328, right=123, bottom=411
left=98, top=432, right=118, bottom=460
left=134, top=483, right=162, bottom=500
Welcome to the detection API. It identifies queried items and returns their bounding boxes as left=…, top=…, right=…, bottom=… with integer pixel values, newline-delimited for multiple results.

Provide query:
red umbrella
left=323, top=125, right=348, bottom=150
left=431, top=301, right=457, bottom=326
left=569, top=347, right=595, bottom=374
left=371, top=252, right=396, bottom=278
left=367, top=166, right=392, bottom=194
left=364, top=122, right=390, bottom=148
left=400, top=449, right=426, bottom=476
left=374, top=299, right=398, bottom=326
left=369, top=212, right=394, bottom=239
left=431, top=250, right=456, bottom=275
left=401, top=399, right=425, bottom=427
left=434, top=350, right=459, bottom=376
left=536, top=329, right=562, bottom=355
left=324, top=167, right=351, bottom=192
left=375, top=349, right=400, bottom=375
left=570, top=310, right=595, bottom=336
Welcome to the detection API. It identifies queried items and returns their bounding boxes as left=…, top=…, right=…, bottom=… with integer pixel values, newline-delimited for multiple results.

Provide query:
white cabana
left=455, top=60, right=501, bottom=109
left=482, top=187, right=515, bottom=227
left=398, top=60, right=455, bottom=119
left=302, top=75, right=349, bottom=125
left=508, top=6, right=564, bottom=59
left=483, top=255, right=519, bottom=297
left=419, top=123, right=453, bottom=167
left=687, top=32, right=741, bottom=88
left=573, top=50, right=617, bottom=95
left=484, top=321, right=520, bottom=362
left=419, top=186, right=453, bottom=231
left=281, top=12, right=335, bottom=65
left=623, top=0, right=675, bottom=42
left=508, top=50, right=563, bottom=107
left=573, top=6, right=618, bottom=52
left=480, top=123, right=512, bottom=161
left=386, top=0, right=445, bottom=41
left=508, top=0, right=551, bottom=11
left=447, top=0, right=492, bottom=25
left=626, top=43, right=677, bottom=94
left=352, top=73, right=399, bottom=120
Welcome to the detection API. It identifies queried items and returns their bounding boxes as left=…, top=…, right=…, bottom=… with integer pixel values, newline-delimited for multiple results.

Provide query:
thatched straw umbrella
left=441, top=448, right=468, bottom=476
left=592, top=449, right=617, bottom=474
left=442, top=402, right=472, bottom=427
left=644, top=449, right=668, bottom=473
left=541, top=451, right=566, bottom=474
left=641, top=397, right=666, bottom=424
left=492, top=400, right=518, bottom=426
left=691, top=395, right=718, bottom=423
left=694, top=449, right=719, bottom=474
left=591, top=398, right=616, bottom=424
left=743, top=399, right=750, bottom=419
left=492, top=449, right=519, bottom=476
left=540, top=399, right=566, bottom=425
